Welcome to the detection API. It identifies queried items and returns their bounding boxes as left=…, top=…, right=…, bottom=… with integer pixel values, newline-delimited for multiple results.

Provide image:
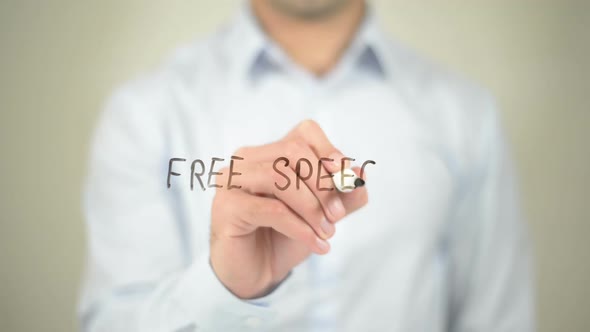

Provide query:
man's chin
left=268, top=0, right=353, bottom=20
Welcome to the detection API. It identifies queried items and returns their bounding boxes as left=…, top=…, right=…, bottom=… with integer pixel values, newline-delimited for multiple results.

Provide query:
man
left=79, top=0, right=534, bottom=331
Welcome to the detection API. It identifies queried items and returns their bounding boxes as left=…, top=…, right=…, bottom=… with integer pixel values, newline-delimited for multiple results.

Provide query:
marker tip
left=354, top=178, right=365, bottom=188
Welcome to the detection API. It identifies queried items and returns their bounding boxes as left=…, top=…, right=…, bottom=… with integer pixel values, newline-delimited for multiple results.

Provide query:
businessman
left=79, top=0, right=534, bottom=331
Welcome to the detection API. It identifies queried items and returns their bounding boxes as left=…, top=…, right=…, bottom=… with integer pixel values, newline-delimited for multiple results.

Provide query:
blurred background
left=0, top=1, right=588, bottom=331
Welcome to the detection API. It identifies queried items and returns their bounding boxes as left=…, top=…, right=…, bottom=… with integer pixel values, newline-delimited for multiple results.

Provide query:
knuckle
left=244, top=199, right=264, bottom=221
left=254, top=161, right=267, bottom=176
left=283, top=139, right=305, bottom=158
left=266, top=199, right=287, bottom=216
left=270, top=163, right=289, bottom=182
left=298, top=119, right=320, bottom=132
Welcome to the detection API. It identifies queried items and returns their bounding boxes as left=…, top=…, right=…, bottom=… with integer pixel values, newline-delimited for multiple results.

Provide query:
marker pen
left=332, top=169, right=365, bottom=193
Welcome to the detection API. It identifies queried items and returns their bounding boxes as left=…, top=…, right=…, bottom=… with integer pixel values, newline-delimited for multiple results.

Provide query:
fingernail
left=328, top=198, right=346, bottom=221
left=320, top=218, right=335, bottom=239
left=316, top=237, right=330, bottom=253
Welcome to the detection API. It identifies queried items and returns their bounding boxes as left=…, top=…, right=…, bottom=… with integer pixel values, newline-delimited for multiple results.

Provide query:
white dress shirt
left=79, top=4, right=534, bottom=332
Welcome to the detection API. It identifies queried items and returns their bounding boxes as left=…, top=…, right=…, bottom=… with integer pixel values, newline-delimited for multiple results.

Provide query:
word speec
left=167, top=156, right=376, bottom=191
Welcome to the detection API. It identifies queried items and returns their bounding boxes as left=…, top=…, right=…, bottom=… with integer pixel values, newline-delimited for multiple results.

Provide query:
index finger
left=286, top=119, right=348, bottom=173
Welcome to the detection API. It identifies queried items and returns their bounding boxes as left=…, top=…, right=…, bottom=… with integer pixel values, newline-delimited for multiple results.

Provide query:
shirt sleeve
left=78, top=83, right=286, bottom=332
left=446, top=99, right=535, bottom=331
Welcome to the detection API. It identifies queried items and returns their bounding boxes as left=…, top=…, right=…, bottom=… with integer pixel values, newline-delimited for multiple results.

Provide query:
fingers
left=287, top=119, right=349, bottom=174
left=284, top=120, right=364, bottom=220
left=280, top=140, right=347, bottom=223
left=235, top=140, right=347, bottom=223
left=213, top=190, right=330, bottom=255
left=224, top=161, right=335, bottom=240
left=226, top=119, right=369, bottom=232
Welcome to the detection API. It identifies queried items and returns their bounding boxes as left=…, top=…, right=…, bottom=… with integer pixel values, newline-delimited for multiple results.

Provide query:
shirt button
left=243, top=316, right=262, bottom=328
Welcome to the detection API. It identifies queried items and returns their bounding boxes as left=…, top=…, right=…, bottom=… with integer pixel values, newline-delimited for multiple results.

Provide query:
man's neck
left=251, top=0, right=365, bottom=76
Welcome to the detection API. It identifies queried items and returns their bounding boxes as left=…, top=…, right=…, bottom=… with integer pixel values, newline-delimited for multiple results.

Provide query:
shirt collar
left=224, top=1, right=391, bottom=81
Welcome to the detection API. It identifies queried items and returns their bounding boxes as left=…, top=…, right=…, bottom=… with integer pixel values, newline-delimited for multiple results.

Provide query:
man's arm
left=447, top=101, right=535, bottom=331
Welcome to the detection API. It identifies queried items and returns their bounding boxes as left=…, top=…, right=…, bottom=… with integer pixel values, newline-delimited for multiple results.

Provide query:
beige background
left=1, top=1, right=588, bottom=331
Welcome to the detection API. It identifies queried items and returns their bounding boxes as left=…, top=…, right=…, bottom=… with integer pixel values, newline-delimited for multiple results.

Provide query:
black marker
left=332, top=169, right=365, bottom=193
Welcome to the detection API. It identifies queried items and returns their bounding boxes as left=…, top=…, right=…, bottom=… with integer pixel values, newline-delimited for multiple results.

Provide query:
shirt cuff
left=173, top=253, right=290, bottom=331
